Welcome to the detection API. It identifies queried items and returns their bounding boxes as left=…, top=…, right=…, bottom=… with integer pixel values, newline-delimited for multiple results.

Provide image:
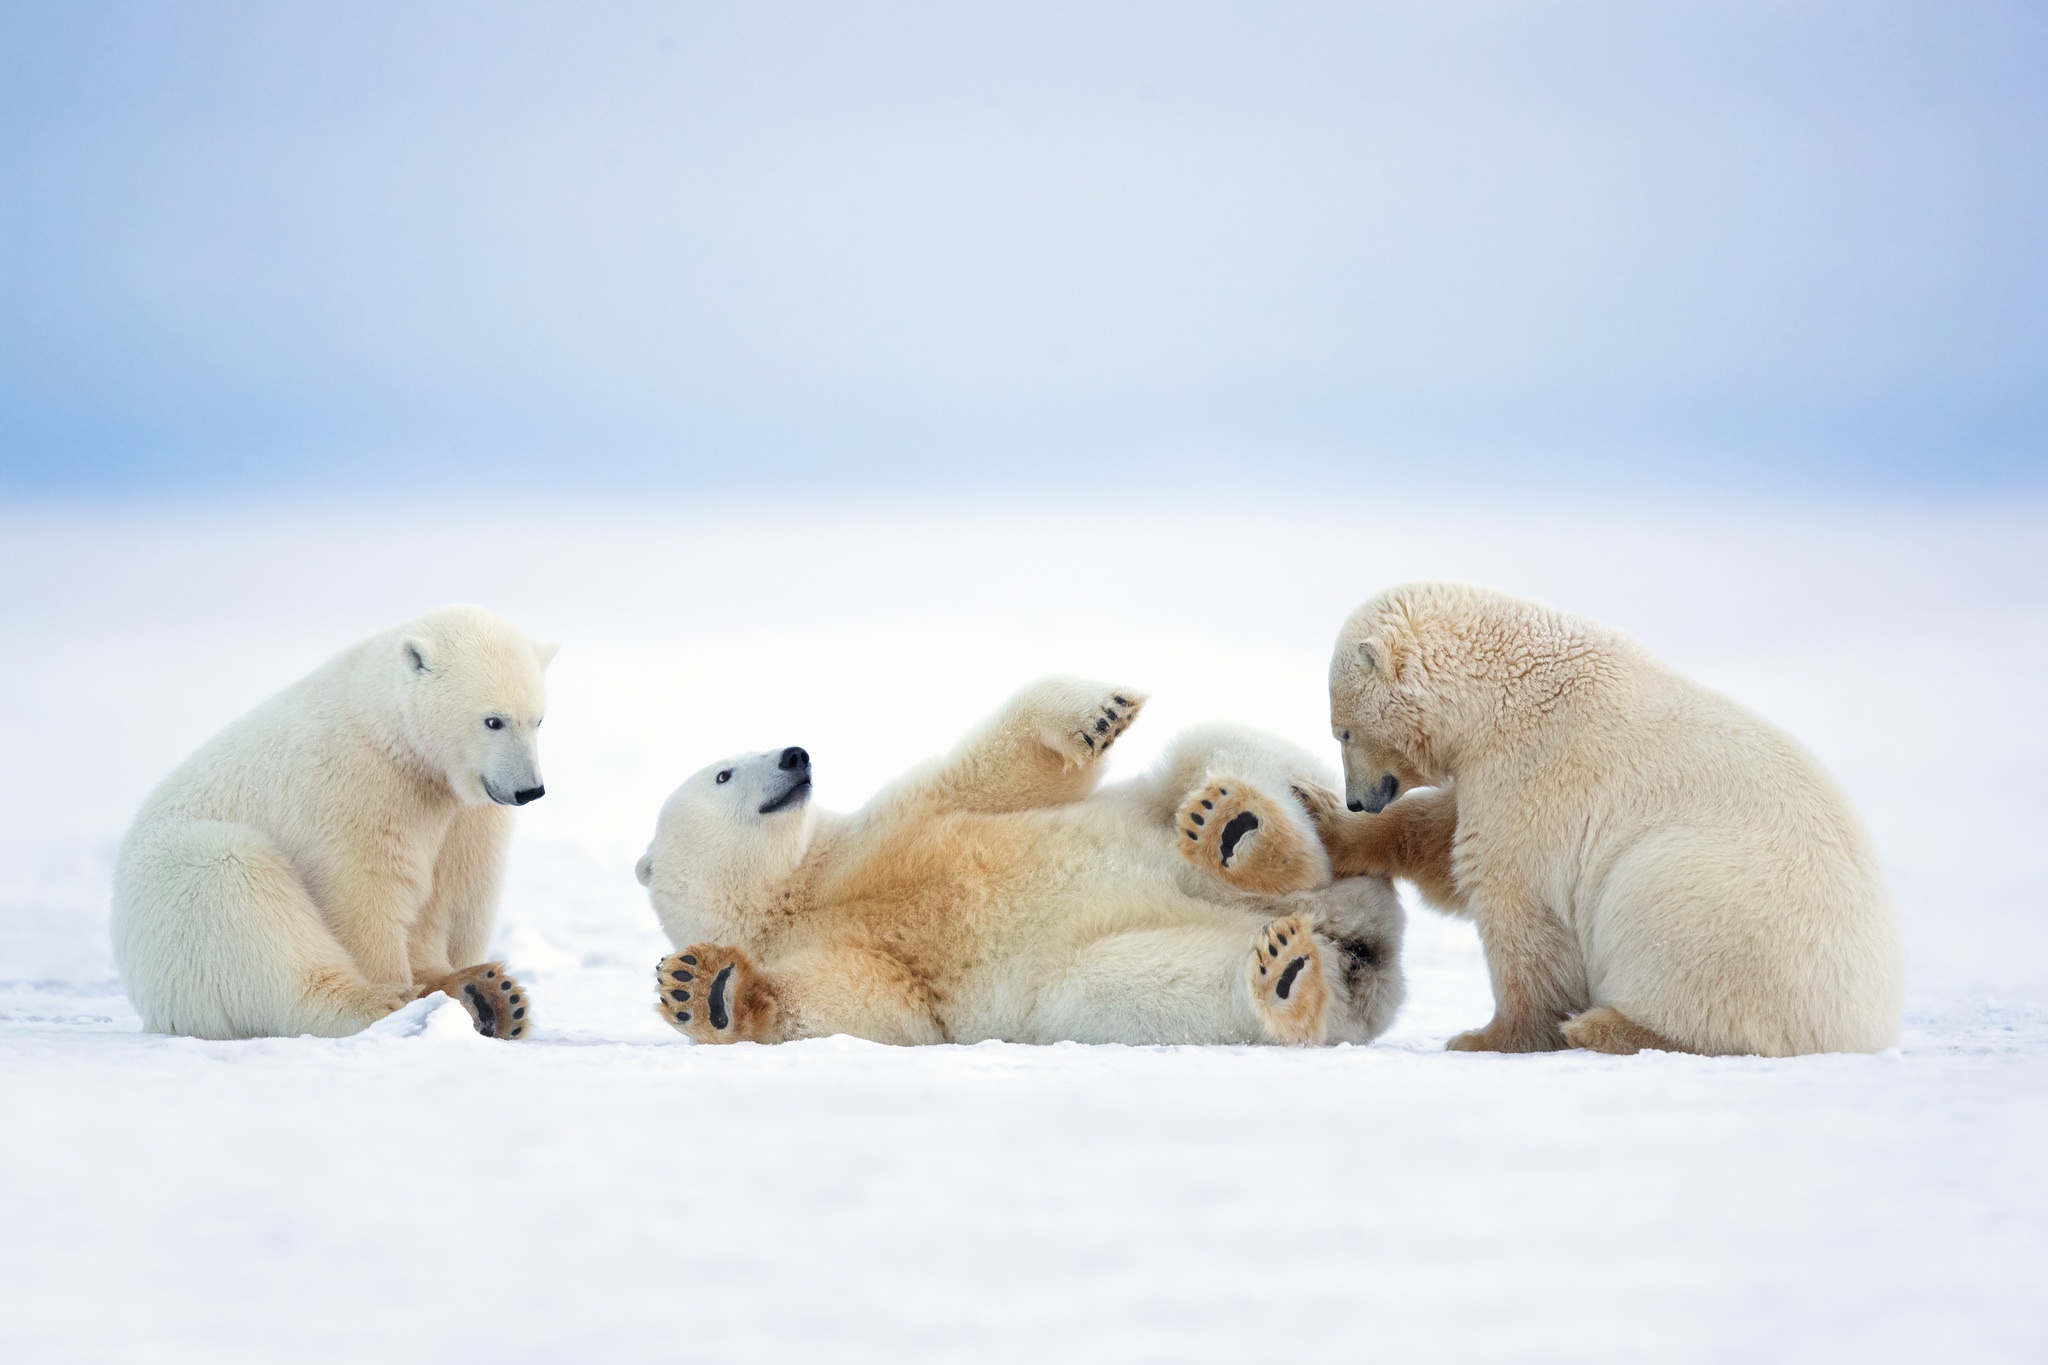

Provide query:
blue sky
left=1, top=2, right=2043, bottom=497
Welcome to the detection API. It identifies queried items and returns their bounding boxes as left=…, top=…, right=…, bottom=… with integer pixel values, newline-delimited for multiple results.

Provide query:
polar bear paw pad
left=1250, top=914, right=1328, bottom=1045
left=1055, top=689, right=1145, bottom=763
left=655, top=946, right=767, bottom=1044
left=430, top=962, right=531, bottom=1040
left=1176, top=779, right=1324, bottom=894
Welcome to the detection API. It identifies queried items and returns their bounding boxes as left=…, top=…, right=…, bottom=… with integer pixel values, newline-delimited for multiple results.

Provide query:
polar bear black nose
left=779, top=747, right=809, bottom=771
left=513, top=786, right=546, bottom=805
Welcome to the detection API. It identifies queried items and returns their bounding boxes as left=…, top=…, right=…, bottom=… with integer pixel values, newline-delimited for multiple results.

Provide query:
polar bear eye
left=716, top=770, right=732, bottom=784
left=1341, top=731, right=1351, bottom=742
left=484, top=717, right=506, bottom=731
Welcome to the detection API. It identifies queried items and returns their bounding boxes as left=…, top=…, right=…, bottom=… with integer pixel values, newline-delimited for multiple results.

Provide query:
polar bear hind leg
left=1176, top=778, right=1331, bottom=894
left=113, top=821, right=414, bottom=1039
left=1022, top=910, right=1331, bottom=1045
left=417, top=962, right=532, bottom=1039
left=1561, top=1006, right=1692, bottom=1055
left=1249, top=913, right=1329, bottom=1044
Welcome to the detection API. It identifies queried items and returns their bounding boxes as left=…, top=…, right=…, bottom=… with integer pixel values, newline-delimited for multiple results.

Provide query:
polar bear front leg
left=656, top=947, right=780, bottom=1044
left=1293, top=783, right=1468, bottom=915
left=1249, top=914, right=1329, bottom=1045
left=913, top=677, right=1148, bottom=814
left=656, top=945, right=943, bottom=1045
left=1447, top=887, right=1583, bottom=1053
left=1176, top=779, right=1330, bottom=894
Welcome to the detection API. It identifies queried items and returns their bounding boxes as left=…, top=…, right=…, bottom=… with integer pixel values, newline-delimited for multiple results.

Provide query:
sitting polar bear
left=1311, top=580, right=1905, bottom=1057
left=635, top=678, right=1404, bottom=1046
left=112, top=605, right=555, bottom=1040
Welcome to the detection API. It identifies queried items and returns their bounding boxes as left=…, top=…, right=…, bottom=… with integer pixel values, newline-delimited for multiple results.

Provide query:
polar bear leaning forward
left=113, top=605, right=554, bottom=1040
left=1312, top=580, right=1905, bottom=1057
left=636, top=678, right=1405, bottom=1046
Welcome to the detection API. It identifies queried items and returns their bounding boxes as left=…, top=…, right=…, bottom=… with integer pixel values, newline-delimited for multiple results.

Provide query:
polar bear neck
left=327, top=638, right=467, bottom=807
left=660, top=809, right=827, bottom=948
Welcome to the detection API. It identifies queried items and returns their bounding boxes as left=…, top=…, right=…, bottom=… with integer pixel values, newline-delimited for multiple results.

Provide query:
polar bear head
left=391, top=604, right=556, bottom=807
left=1331, top=581, right=1601, bottom=810
left=635, top=745, right=815, bottom=945
left=1330, top=581, right=1505, bottom=810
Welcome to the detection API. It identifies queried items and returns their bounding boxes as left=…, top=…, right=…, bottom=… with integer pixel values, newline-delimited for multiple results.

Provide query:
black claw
left=1185, top=830, right=1198, bottom=840
left=1105, top=707, right=1118, bottom=720
left=1094, top=719, right=1109, bottom=733
left=1083, top=734, right=1096, bottom=749
left=681, top=955, right=698, bottom=965
left=1113, top=695, right=1130, bottom=706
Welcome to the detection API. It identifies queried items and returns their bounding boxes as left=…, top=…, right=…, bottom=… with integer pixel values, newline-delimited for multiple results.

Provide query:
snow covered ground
left=3, top=496, right=2045, bottom=1362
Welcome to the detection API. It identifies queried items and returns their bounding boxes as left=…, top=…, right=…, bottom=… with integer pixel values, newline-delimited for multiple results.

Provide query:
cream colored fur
left=637, top=678, right=1404, bottom=1046
left=1318, top=580, right=1904, bottom=1057
left=112, top=605, right=555, bottom=1039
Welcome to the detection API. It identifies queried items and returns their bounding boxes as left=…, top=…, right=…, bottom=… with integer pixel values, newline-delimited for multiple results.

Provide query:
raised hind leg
left=1175, top=778, right=1331, bottom=894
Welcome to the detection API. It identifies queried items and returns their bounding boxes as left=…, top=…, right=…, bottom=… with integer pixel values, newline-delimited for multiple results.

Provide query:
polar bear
left=1310, top=581, right=1905, bottom=1057
left=112, top=605, right=555, bottom=1040
left=635, top=678, right=1404, bottom=1046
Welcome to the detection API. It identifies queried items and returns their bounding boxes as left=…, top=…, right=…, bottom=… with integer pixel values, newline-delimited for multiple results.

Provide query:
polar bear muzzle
left=757, top=747, right=812, bottom=815
left=1348, top=772, right=1400, bottom=814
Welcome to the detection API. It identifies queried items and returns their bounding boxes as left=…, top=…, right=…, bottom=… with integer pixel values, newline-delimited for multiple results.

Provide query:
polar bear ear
left=1359, top=632, right=1411, bottom=683
left=400, top=637, right=435, bottom=675
left=534, top=641, right=560, bottom=671
left=634, top=853, right=654, bottom=887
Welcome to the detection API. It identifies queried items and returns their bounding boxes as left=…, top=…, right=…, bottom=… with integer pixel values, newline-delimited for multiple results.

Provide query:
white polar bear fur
left=112, top=605, right=554, bottom=1039
left=1327, top=580, right=1905, bottom=1056
left=638, top=678, right=1405, bottom=1047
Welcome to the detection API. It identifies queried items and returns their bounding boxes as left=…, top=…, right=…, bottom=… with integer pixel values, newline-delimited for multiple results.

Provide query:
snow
left=3, top=497, right=2045, bottom=1362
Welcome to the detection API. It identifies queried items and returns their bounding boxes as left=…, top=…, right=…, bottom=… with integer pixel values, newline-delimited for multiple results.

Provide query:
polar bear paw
left=1249, top=914, right=1328, bottom=1045
left=425, top=962, right=531, bottom=1040
left=1041, top=686, right=1146, bottom=766
left=656, top=946, right=774, bottom=1044
left=1176, top=779, right=1326, bottom=894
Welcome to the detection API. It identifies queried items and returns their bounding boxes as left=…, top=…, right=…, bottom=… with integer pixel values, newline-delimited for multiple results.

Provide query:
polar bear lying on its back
left=112, top=605, right=555, bottom=1041
left=636, top=678, right=1405, bottom=1046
